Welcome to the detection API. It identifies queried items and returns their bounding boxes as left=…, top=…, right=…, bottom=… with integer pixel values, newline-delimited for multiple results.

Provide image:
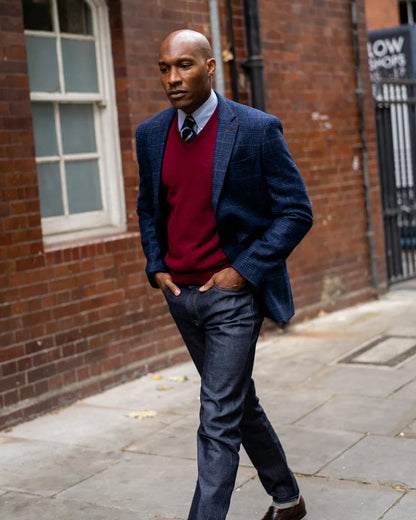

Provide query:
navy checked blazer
left=136, top=93, right=313, bottom=323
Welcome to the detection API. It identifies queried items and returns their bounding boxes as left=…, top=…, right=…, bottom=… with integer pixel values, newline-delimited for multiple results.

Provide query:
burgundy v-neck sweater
left=161, top=109, right=230, bottom=284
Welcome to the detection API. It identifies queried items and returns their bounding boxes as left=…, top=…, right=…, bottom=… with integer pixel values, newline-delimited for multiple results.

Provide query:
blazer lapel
left=212, top=95, right=238, bottom=214
left=149, top=107, right=176, bottom=207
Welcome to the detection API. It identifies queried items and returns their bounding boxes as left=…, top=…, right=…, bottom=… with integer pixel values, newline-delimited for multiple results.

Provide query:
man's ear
left=207, top=58, right=216, bottom=77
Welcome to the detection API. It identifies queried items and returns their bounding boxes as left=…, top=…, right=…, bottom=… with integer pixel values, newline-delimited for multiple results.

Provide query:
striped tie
left=181, top=114, right=197, bottom=143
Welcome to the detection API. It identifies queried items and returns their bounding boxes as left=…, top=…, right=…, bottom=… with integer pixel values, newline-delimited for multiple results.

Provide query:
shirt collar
left=177, top=90, right=218, bottom=134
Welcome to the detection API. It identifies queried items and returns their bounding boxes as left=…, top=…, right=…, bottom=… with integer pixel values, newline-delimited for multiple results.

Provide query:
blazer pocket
left=227, top=155, right=261, bottom=182
left=229, top=153, right=256, bottom=168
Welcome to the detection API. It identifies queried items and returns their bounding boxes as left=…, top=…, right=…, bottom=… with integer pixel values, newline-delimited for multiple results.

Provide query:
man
left=136, top=29, right=313, bottom=520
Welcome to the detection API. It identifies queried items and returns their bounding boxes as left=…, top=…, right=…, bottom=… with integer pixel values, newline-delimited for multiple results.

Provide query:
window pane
left=62, top=39, right=98, bottom=92
left=37, top=162, right=64, bottom=217
left=412, top=1, right=416, bottom=23
left=31, top=103, right=58, bottom=157
left=25, top=36, right=60, bottom=92
left=23, top=0, right=53, bottom=31
left=58, top=0, right=93, bottom=35
left=66, top=159, right=102, bottom=214
left=60, top=104, right=96, bottom=154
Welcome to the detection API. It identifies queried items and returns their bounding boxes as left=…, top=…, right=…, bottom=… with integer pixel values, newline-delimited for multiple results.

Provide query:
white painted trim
left=25, top=0, right=126, bottom=241
left=92, top=1, right=126, bottom=231
left=36, top=153, right=99, bottom=164
left=52, top=101, right=69, bottom=216
left=30, top=93, right=102, bottom=102
left=36, top=155, right=60, bottom=163
left=60, top=152, right=99, bottom=162
left=60, top=33, right=95, bottom=41
left=51, top=0, right=65, bottom=94
left=42, top=225, right=130, bottom=246
left=25, top=30, right=56, bottom=38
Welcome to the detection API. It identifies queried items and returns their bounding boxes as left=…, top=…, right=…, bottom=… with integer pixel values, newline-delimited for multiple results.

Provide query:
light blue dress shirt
left=177, top=90, right=218, bottom=135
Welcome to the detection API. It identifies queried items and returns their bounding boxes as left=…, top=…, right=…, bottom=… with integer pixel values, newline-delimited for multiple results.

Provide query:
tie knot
left=181, top=114, right=196, bottom=143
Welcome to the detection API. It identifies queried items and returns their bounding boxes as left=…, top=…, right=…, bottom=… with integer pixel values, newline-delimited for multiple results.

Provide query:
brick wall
left=365, top=0, right=400, bottom=30
left=0, top=0, right=193, bottom=430
left=0, top=0, right=386, bottom=429
left=256, top=0, right=386, bottom=317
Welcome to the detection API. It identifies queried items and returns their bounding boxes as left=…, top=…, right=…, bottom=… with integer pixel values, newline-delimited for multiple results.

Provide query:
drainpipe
left=351, top=0, right=380, bottom=296
left=242, top=0, right=266, bottom=111
left=209, top=0, right=225, bottom=96
left=226, top=0, right=239, bottom=102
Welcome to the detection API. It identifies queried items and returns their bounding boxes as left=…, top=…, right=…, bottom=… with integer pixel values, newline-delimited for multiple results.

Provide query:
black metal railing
left=373, top=79, right=416, bottom=283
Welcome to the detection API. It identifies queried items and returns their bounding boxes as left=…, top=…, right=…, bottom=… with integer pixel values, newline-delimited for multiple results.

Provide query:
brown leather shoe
left=261, top=496, right=306, bottom=520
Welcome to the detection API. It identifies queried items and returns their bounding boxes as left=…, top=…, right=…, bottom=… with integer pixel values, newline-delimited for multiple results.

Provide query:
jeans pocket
left=212, top=284, right=248, bottom=294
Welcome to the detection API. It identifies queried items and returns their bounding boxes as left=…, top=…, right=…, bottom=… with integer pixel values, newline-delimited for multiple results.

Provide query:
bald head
left=158, top=29, right=216, bottom=113
left=160, top=30, right=213, bottom=61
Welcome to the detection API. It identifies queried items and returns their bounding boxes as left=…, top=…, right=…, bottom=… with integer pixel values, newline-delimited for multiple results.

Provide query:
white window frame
left=25, top=0, right=126, bottom=244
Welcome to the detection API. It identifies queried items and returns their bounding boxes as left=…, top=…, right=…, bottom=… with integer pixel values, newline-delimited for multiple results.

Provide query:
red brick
left=0, top=372, right=26, bottom=393
left=0, top=345, right=24, bottom=362
left=27, top=365, right=55, bottom=384
left=3, top=389, right=19, bottom=406
left=19, top=384, right=35, bottom=401
left=0, top=360, right=17, bottom=376
left=15, top=255, right=45, bottom=272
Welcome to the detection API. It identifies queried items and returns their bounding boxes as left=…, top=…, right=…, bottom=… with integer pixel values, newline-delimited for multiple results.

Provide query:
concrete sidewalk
left=1, top=281, right=416, bottom=520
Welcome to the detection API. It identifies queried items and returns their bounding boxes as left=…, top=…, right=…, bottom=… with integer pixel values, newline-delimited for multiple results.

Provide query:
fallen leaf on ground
left=156, top=385, right=173, bottom=391
left=169, top=375, right=189, bottom=382
left=152, top=374, right=163, bottom=380
left=127, top=410, right=157, bottom=420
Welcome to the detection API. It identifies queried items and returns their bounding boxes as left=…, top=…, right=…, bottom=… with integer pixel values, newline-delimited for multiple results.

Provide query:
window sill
left=42, top=224, right=131, bottom=249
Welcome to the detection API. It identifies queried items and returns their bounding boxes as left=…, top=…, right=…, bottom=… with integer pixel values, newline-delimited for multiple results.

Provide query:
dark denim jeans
left=164, top=285, right=299, bottom=520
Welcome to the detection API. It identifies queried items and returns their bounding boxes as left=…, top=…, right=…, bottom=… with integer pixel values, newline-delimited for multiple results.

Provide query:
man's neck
left=178, top=90, right=218, bottom=134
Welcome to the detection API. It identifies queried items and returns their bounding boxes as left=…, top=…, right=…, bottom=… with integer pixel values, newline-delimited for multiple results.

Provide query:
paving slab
left=0, top=436, right=118, bottom=497
left=252, top=355, right=326, bottom=389
left=124, top=413, right=253, bottom=467
left=228, top=475, right=402, bottom=520
left=256, top=332, right=363, bottom=365
left=124, top=410, right=364, bottom=478
left=352, top=335, right=416, bottom=364
left=82, top=364, right=200, bottom=415
left=256, top=387, right=333, bottom=425
left=0, top=492, right=141, bottom=520
left=320, top=435, right=416, bottom=488
left=2, top=403, right=183, bottom=452
left=295, top=394, right=416, bottom=435
left=394, top=355, right=416, bottom=392
left=58, top=452, right=256, bottom=519
left=275, top=425, right=363, bottom=475
left=382, top=490, right=416, bottom=520
left=392, top=279, right=416, bottom=290
left=389, top=376, right=416, bottom=401
left=399, top=418, right=416, bottom=438
left=295, top=476, right=403, bottom=520
left=124, top=413, right=198, bottom=459
left=301, top=363, right=414, bottom=397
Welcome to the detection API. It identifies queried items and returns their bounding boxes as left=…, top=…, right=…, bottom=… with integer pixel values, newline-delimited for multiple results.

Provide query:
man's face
left=158, top=36, right=216, bottom=114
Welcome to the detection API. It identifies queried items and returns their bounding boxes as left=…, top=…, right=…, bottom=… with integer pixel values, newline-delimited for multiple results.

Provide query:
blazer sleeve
left=231, top=117, right=313, bottom=288
left=136, top=125, right=168, bottom=287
